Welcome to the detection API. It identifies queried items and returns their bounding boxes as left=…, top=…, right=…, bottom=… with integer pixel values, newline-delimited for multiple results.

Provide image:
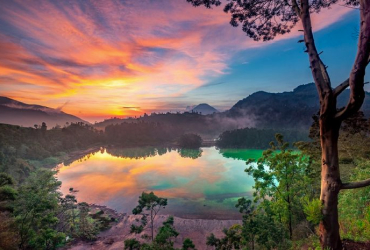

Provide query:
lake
left=56, top=147, right=263, bottom=219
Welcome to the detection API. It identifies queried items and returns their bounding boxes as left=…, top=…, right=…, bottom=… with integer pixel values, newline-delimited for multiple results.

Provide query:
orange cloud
left=0, top=0, right=353, bottom=120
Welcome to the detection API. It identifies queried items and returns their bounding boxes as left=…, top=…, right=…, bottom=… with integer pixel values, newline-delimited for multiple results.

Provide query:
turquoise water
left=56, top=147, right=263, bottom=219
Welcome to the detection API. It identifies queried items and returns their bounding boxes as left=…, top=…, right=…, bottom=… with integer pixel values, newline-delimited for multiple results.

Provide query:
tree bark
left=319, top=111, right=342, bottom=250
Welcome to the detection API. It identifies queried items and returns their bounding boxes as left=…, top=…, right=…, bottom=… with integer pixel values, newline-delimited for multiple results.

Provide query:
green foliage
left=124, top=238, right=141, bottom=250
left=182, top=238, right=196, bottom=250
left=177, top=148, right=203, bottom=159
left=217, top=128, right=308, bottom=149
left=0, top=172, right=15, bottom=186
left=132, top=192, right=167, bottom=215
left=0, top=172, right=17, bottom=209
left=131, top=192, right=168, bottom=241
left=246, top=134, right=311, bottom=239
left=0, top=185, right=17, bottom=203
left=0, top=123, right=102, bottom=181
left=339, top=162, right=370, bottom=242
left=0, top=173, right=18, bottom=249
left=252, top=204, right=290, bottom=250
left=13, top=169, right=64, bottom=250
left=77, top=202, right=98, bottom=240
left=178, top=133, right=202, bottom=149
left=125, top=216, right=183, bottom=250
left=154, top=216, right=179, bottom=248
left=303, top=198, right=322, bottom=225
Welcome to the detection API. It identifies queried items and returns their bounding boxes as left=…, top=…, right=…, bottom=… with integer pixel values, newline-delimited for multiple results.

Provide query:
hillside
left=0, top=97, right=88, bottom=128
left=94, top=83, right=370, bottom=134
left=226, top=83, right=370, bottom=129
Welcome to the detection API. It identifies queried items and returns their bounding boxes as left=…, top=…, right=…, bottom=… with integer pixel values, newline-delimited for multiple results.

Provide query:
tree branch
left=341, top=178, right=370, bottom=189
left=333, top=79, right=349, bottom=97
left=335, top=0, right=370, bottom=121
left=300, top=0, right=332, bottom=101
left=291, top=0, right=301, bottom=15
left=333, top=56, right=370, bottom=97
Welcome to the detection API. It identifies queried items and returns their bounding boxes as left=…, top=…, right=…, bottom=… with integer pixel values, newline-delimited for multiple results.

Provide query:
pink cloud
left=0, top=0, right=354, bottom=119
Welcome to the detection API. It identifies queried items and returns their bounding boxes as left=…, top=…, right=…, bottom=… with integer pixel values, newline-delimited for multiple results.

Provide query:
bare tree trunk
left=319, top=110, right=342, bottom=249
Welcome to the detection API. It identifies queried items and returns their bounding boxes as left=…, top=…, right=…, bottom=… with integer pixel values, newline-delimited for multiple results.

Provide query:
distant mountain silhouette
left=188, top=103, right=218, bottom=115
left=226, top=83, right=370, bottom=129
left=0, top=97, right=88, bottom=128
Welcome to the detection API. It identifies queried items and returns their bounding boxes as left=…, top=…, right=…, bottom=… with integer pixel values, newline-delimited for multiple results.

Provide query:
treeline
left=105, top=122, right=182, bottom=146
left=216, top=127, right=309, bottom=149
left=0, top=122, right=102, bottom=181
left=97, top=112, right=218, bottom=137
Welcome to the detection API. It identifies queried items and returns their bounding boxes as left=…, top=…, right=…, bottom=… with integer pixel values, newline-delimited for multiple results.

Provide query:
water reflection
left=106, top=147, right=203, bottom=160
left=57, top=147, right=260, bottom=219
left=177, top=148, right=203, bottom=159
left=219, top=149, right=263, bottom=161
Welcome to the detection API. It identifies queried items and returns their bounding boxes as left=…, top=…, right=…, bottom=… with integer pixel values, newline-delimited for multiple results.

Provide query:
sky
left=0, top=0, right=367, bottom=122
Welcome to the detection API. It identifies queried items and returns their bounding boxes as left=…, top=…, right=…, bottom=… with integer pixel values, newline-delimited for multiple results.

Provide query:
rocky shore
left=66, top=204, right=241, bottom=250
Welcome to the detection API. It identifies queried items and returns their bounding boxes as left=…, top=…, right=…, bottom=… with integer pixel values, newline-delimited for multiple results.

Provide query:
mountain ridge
left=0, top=97, right=88, bottom=128
left=190, top=103, right=218, bottom=115
left=227, top=82, right=370, bottom=129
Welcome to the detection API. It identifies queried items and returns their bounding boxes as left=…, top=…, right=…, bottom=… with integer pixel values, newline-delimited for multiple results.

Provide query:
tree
left=246, top=134, right=310, bottom=239
left=77, top=202, right=97, bottom=240
left=235, top=198, right=257, bottom=250
left=125, top=215, right=190, bottom=250
left=131, top=192, right=168, bottom=241
left=13, top=169, right=65, bottom=250
left=153, top=216, right=179, bottom=249
left=182, top=238, right=196, bottom=250
left=59, top=188, right=78, bottom=235
left=186, top=0, right=370, bottom=248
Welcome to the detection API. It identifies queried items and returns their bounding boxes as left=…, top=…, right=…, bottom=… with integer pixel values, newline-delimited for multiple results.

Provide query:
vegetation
left=105, top=122, right=181, bottom=147
left=205, top=115, right=370, bottom=250
left=187, top=0, right=370, bottom=248
left=131, top=192, right=168, bottom=241
left=0, top=122, right=102, bottom=182
left=2, top=106, right=370, bottom=249
left=178, top=133, right=202, bottom=148
left=246, top=134, right=311, bottom=239
left=0, top=167, right=113, bottom=249
left=125, top=192, right=196, bottom=250
left=216, top=128, right=308, bottom=149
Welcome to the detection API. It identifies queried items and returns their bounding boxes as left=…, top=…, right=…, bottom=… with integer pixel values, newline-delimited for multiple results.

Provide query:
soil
left=65, top=204, right=241, bottom=250
left=342, top=239, right=370, bottom=250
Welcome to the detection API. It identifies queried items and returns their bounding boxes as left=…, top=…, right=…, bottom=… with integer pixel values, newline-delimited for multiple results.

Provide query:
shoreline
left=67, top=203, right=242, bottom=250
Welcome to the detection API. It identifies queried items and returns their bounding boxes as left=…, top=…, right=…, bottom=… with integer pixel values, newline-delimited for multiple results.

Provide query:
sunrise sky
left=0, top=0, right=368, bottom=122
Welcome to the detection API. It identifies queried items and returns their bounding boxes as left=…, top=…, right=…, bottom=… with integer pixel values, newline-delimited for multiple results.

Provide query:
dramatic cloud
left=0, top=0, right=353, bottom=120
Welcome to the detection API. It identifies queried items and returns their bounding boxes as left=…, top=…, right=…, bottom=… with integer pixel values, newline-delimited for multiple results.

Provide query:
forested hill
left=0, top=97, right=88, bottom=128
left=226, top=83, right=370, bottom=130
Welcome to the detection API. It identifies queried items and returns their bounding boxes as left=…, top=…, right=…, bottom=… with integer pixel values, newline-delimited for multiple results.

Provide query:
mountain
left=0, top=97, right=88, bottom=128
left=226, top=83, right=370, bottom=130
left=189, top=103, right=218, bottom=115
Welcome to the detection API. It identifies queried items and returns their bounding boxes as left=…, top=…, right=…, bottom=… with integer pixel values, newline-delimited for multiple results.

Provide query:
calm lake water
left=56, top=147, right=263, bottom=219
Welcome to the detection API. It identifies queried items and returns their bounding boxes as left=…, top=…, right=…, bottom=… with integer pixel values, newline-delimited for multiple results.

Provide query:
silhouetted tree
left=187, top=1, right=370, bottom=248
